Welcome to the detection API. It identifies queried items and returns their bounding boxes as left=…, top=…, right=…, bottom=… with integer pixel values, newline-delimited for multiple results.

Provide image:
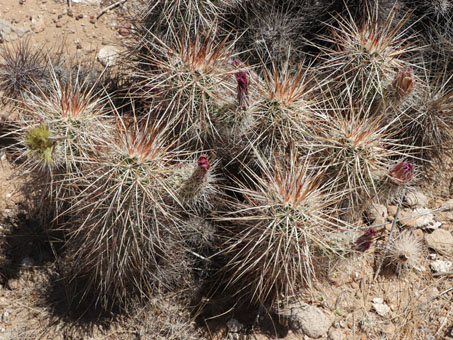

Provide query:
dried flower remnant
left=387, top=231, right=422, bottom=274
left=389, top=161, right=414, bottom=185
left=354, top=227, right=377, bottom=252
left=393, top=68, right=415, bottom=96
left=232, top=58, right=249, bottom=110
left=25, top=125, right=54, bottom=163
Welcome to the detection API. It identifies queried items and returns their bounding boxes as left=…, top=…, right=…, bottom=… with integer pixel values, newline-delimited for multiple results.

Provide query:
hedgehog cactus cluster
left=1, top=0, right=452, bottom=335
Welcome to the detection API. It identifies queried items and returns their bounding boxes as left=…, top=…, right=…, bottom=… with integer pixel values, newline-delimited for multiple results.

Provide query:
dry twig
left=96, top=0, right=128, bottom=19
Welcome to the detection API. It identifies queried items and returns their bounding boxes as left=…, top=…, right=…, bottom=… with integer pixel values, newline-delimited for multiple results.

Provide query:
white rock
left=283, top=303, right=333, bottom=338
left=328, top=328, right=345, bottom=340
left=425, top=229, right=453, bottom=254
left=97, top=46, right=120, bottom=67
left=367, top=204, right=388, bottom=225
left=405, top=190, right=429, bottom=207
left=372, top=299, right=390, bottom=317
left=1, top=311, right=9, bottom=322
left=430, top=260, right=452, bottom=273
left=372, top=297, right=383, bottom=304
left=379, top=321, right=396, bottom=335
left=414, top=265, right=426, bottom=272
left=0, top=19, right=30, bottom=42
left=413, top=208, right=441, bottom=229
left=72, top=0, right=101, bottom=5
left=31, top=15, right=45, bottom=33
left=226, top=319, right=243, bottom=333
left=445, top=198, right=453, bottom=210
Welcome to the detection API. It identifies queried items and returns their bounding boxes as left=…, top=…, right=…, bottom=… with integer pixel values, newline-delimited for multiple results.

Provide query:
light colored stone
left=413, top=229, right=424, bottom=241
left=1, top=311, right=9, bottom=322
left=442, top=223, right=453, bottom=232
left=399, top=208, right=441, bottom=229
left=413, top=208, right=441, bottom=229
left=425, top=229, right=453, bottom=254
left=283, top=303, right=333, bottom=338
left=445, top=198, right=453, bottom=210
left=372, top=297, right=383, bottom=304
left=430, top=260, right=452, bottom=273
left=405, top=190, right=429, bottom=207
left=97, top=46, right=120, bottom=67
left=31, top=15, right=45, bottom=33
left=367, top=204, right=388, bottom=225
left=435, top=210, right=453, bottom=222
left=72, top=0, right=101, bottom=5
left=226, top=319, right=243, bottom=333
left=372, top=298, right=390, bottom=317
left=426, top=287, right=440, bottom=300
left=0, top=19, right=30, bottom=42
left=388, top=205, right=398, bottom=217
left=379, top=321, right=396, bottom=335
left=328, top=328, right=345, bottom=340
left=399, top=209, right=417, bottom=228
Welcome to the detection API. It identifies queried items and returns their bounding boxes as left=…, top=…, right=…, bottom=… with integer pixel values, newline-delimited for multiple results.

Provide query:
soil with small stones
left=0, top=1, right=452, bottom=340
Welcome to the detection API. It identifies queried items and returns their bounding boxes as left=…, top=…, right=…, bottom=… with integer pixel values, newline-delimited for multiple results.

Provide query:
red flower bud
left=232, top=59, right=249, bottom=109
left=389, top=162, right=414, bottom=185
left=197, top=155, right=210, bottom=171
left=354, top=228, right=377, bottom=252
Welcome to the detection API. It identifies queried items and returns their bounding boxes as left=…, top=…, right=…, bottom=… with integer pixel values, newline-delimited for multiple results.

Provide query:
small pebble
left=118, top=23, right=131, bottom=36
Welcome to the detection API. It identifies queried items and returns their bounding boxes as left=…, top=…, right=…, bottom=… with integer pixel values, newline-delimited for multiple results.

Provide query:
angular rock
left=379, top=321, right=396, bottom=335
left=0, top=19, right=30, bottom=42
left=283, top=303, right=333, bottom=338
left=72, top=0, right=101, bottom=5
left=31, top=15, right=45, bottom=33
left=367, top=204, right=388, bottom=225
left=328, top=328, right=345, bottom=340
left=413, top=208, right=441, bottom=229
left=399, top=209, right=417, bottom=228
left=413, top=228, right=424, bottom=241
left=97, top=46, right=120, bottom=67
left=425, top=229, right=453, bottom=254
left=372, top=298, right=390, bottom=317
left=226, top=319, right=243, bottom=333
left=405, top=190, right=429, bottom=207
left=445, top=198, right=453, bottom=210
left=430, top=260, right=452, bottom=273
left=388, top=205, right=398, bottom=217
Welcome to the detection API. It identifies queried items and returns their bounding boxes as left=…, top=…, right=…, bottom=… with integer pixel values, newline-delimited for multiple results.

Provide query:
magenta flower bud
left=354, top=228, right=377, bottom=252
left=180, top=155, right=211, bottom=202
left=188, top=155, right=210, bottom=185
left=389, top=162, right=414, bottom=185
left=393, top=68, right=415, bottom=96
left=232, top=58, right=249, bottom=110
left=197, top=154, right=210, bottom=171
